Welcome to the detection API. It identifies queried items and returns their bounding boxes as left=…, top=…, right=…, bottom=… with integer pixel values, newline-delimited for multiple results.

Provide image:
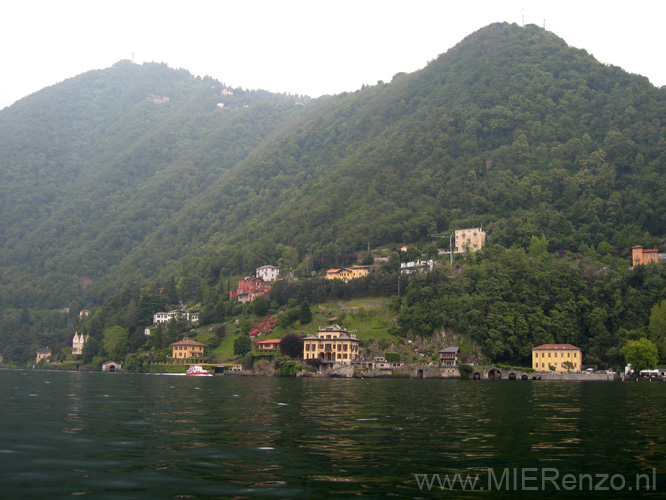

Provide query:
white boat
left=186, top=365, right=212, bottom=376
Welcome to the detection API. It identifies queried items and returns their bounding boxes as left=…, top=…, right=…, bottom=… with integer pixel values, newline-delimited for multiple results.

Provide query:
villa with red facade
left=229, top=276, right=272, bottom=303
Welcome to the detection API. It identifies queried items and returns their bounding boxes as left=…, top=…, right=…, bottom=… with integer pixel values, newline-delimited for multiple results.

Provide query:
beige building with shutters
left=303, top=326, right=360, bottom=365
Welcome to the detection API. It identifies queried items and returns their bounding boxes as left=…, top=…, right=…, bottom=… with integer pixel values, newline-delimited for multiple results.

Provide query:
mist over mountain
left=2, top=22, right=666, bottom=366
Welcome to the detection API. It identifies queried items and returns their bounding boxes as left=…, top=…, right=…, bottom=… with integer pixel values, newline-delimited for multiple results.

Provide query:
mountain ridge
left=1, top=22, right=665, bottom=310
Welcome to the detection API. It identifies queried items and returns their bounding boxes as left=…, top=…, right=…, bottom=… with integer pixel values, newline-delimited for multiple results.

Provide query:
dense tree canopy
left=2, top=23, right=666, bottom=370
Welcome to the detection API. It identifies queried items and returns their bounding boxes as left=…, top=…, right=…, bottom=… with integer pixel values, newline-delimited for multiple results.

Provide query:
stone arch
left=488, top=369, right=502, bottom=380
left=416, top=369, right=424, bottom=379
left=473, top=372, right=481, bottom=380
left=509, top=372, right=516, bottom=380
left=521, top=374, right=528, bottom=380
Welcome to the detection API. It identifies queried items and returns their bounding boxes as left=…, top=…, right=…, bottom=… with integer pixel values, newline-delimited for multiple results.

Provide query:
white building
left=153, top=310, right=199, bottom=325
left=256, top=265, right=279, bottom=282
left=72, top=332, right=89, bottom=356
left=400, top=260, right=435, bottom=274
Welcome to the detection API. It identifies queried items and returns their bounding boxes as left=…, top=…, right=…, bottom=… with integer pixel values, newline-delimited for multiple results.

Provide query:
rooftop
left=170, top=338, right=206, bottom=347
left=532, top=344, right=581, bottom=351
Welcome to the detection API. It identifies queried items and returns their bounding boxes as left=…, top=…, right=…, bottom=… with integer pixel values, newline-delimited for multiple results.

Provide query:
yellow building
left=170, top=338, right=206, bottom=360
left=454, top=227, right=486, bottom=253
left=532, top=344, right=582, bottom=372
left=303, top=325, right=361, bottom=364
left=326, top=266, right=370, bottom=283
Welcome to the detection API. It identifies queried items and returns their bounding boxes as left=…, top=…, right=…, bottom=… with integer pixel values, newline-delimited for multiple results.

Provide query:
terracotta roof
left=256, top=339, right=281, bottom=345
left=532, top=344, right=581, bottom=351
left=170, top=338, right=206, bottom=347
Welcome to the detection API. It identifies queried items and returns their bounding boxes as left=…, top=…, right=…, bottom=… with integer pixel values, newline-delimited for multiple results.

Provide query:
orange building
left=631, top=245, right=658, bottom=266
left=170, top=338, right=206, bottom=360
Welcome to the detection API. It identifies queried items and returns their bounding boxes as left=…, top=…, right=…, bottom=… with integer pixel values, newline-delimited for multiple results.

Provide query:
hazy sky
left=1, top=1, right=664, bottom=109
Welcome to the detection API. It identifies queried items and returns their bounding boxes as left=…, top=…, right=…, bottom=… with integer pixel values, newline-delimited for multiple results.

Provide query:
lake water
left=1, top=369, right=665, bottom=499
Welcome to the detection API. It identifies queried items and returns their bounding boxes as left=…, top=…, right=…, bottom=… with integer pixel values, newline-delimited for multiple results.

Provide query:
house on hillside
left=631, top=245, right=660, bottom=266
left=325, top=266, right=370, bottom=283
left=170, top=338, right=206, bottom=360
left=454, top=227, right=486, bottom=253
left=36, top=348, right=51, bottom=363
left=153, top=310, right=199, bottom=325
left=72, top=332, right=89, bottom=356
left=256, top=265, right=279, bottom=282
left=438, top=347, right=459, bottom=367
left=146, top=95, right=170, bottom=103
left=400, top=260, right=435, bottom=274
left=303, top=325, right=360, bottom=365
left=230, top=276, right=271, bottom=303
left=256, top=339, right=282, bottom=350
left=79, top=309, right=91, bottom=319
left=531, top=344, right=582, bottom=372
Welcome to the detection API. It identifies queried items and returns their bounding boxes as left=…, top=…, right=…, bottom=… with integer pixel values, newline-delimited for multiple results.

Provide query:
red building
left=230, top=276, right=272, bottom=303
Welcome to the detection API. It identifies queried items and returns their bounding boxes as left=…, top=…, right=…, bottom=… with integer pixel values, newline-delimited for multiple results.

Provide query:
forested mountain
left=2, top=22, right=666, bottom=366
left=0, top=60, right=306, bottom=308
left=120, top=21, right=666, bottom=290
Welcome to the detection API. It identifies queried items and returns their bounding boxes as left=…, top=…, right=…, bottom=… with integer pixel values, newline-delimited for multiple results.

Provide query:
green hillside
left=0, top=61, right=306, bottom=308
left=2, top=22, right=666, bottom=367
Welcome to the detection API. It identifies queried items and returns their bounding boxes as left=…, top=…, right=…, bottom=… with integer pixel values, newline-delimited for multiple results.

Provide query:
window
left=568, top=352, right=570, bottom=358
left=548, top=352, right=551, bottom=358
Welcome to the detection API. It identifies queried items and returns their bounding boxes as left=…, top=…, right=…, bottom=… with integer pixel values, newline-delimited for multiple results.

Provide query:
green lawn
left=205, top=297, right=400, bottom=361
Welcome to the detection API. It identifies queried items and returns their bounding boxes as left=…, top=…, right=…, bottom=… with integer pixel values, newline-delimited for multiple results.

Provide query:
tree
left=81, top=336, right=100, bottom=364
left=648, top=299, right=666, bottom=359
left=253, top=295, right=270, bottom=316
left=237, top=317, right=252, bottom=335
left=623, top=338, right=659, bottom=375
left=102, top=326, right=129, bottom=360
left=280, top=333, right=304, bottom=359
left=299, top=301, right=312, bottom=324
left=233, top=334, right=252, bottom=357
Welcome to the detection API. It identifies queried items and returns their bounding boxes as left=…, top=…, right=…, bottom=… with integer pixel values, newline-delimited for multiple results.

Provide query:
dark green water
left=1, top=369, right=665, bottom=499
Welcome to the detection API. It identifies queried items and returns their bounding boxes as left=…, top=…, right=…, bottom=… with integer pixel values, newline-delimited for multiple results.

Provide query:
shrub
left=459, top=363, right=473, bottom=380
left=385, top=351, right=401, bottom=363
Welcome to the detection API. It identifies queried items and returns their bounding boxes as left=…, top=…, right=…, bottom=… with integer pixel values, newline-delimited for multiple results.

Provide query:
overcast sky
left=1, top=1, right=664, bottom=110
